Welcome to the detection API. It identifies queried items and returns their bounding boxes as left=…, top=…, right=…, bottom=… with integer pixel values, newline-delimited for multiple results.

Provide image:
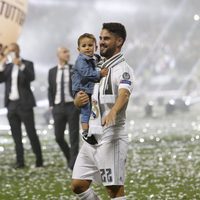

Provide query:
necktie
left=61, top=69, right=65, bottom=103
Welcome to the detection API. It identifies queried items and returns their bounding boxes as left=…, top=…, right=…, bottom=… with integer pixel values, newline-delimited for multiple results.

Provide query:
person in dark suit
left=0, top=43, right=43, bottom=168
left=48, top=47, right=80, bottom=170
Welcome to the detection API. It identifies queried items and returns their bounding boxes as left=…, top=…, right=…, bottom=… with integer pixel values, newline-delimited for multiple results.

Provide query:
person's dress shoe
left=14, top=163, right=25, bottom=169
left=35, top=159, right=43, bottom=167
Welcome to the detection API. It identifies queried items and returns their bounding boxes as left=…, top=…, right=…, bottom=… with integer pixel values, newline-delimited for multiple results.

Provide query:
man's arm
left=17, top=60, right=35, bottom=82
left=48, top=70, right=54, bottom=107
left=0, top=56, right=7, bottom=83
left=102, top=88, right=130, bottom=127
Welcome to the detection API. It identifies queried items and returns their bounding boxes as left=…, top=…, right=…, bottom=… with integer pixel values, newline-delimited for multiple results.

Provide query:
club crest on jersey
left=122, top=72, right=130, bottom=80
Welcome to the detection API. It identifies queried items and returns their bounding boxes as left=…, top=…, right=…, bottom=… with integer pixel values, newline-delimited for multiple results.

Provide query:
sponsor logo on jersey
left=120, top=80, right=131, bottom=85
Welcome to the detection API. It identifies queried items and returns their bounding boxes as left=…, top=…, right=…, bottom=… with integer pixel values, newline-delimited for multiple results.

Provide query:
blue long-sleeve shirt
left=72, top=53, right=100, bottom=95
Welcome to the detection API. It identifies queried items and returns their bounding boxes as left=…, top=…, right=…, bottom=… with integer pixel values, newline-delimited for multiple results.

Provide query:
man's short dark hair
left=102, top=22, right=127, bottom=44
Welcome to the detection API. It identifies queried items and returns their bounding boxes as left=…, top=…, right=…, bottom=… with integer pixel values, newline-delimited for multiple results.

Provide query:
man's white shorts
left=72, top=138, right=128, bottom=186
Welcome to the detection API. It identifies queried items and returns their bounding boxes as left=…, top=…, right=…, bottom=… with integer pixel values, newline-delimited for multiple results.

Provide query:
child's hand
left=100, top=68, right=108, bottom=77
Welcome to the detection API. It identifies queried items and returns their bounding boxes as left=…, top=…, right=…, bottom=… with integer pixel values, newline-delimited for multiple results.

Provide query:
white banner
left=0, top=0, right=28, bottom=46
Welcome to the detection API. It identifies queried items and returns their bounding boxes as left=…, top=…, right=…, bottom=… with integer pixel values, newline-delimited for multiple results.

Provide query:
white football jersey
left=95, top=53, right=134, bottom=144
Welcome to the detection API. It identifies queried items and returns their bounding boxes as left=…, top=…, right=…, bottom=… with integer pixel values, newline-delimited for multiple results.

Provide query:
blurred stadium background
left=0, top=0, right=200, bottom=116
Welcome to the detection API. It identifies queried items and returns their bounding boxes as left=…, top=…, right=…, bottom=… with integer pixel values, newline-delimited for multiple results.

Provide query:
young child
left=72, top=33, right=108, bottom=144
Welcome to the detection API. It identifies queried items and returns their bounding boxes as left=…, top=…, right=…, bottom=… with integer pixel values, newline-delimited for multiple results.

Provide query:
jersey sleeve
left=117, top=64, right=134, bottom=94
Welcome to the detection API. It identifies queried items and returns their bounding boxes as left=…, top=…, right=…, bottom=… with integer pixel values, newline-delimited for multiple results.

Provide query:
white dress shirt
left=54, top=64, right=73, bottom=104
left=0, top=62, right=5, bottom=72
left=9, top=62, right=26, bottom=101
left=0, top=59, right=25, bottom=100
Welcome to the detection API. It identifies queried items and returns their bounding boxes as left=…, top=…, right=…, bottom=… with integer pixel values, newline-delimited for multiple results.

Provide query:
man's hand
left=102, top=109, right=117, bottom=127
left=13, top=57, right=21, bottom=66
left=1, top=45, right=9, bottom=57
left=74, top=91, right=89, bottom=108
left=0, top=45, right=8, bottom=65
left=0, top=55, right=7, bottom=65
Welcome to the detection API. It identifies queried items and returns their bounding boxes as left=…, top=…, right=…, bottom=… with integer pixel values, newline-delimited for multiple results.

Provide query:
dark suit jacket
left=48, top=64, right=73, bottom=107
left=0, top=59, right=36, bottom=109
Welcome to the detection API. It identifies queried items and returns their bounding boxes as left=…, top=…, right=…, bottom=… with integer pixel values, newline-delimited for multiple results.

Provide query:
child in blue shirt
left=72, top=33, right=108, bottom=144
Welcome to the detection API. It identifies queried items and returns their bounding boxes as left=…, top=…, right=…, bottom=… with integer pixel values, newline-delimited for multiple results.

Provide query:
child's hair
left=78, top=33, right=97, bottom=46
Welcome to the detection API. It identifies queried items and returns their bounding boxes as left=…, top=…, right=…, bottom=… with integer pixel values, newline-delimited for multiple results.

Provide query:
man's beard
left=100, top=45, right=115, bottom=59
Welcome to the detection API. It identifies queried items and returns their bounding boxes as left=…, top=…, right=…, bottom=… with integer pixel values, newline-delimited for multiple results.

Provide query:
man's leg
left=67, top=103, right=80, bottom=169
left=7, top=111, right=24, bottom=167
left=96, top=139, right=128, bottom=199
left=53, top=106, right=70, bottom=163
left=71, top=179, right=100, bottom=200
left=71, top=179, right=91, bottom=195
left=71, top=142, right=101, bottom=199
left=21, top=109, right=43, bottom=167
left=106, top=185, right=126, bottom=199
